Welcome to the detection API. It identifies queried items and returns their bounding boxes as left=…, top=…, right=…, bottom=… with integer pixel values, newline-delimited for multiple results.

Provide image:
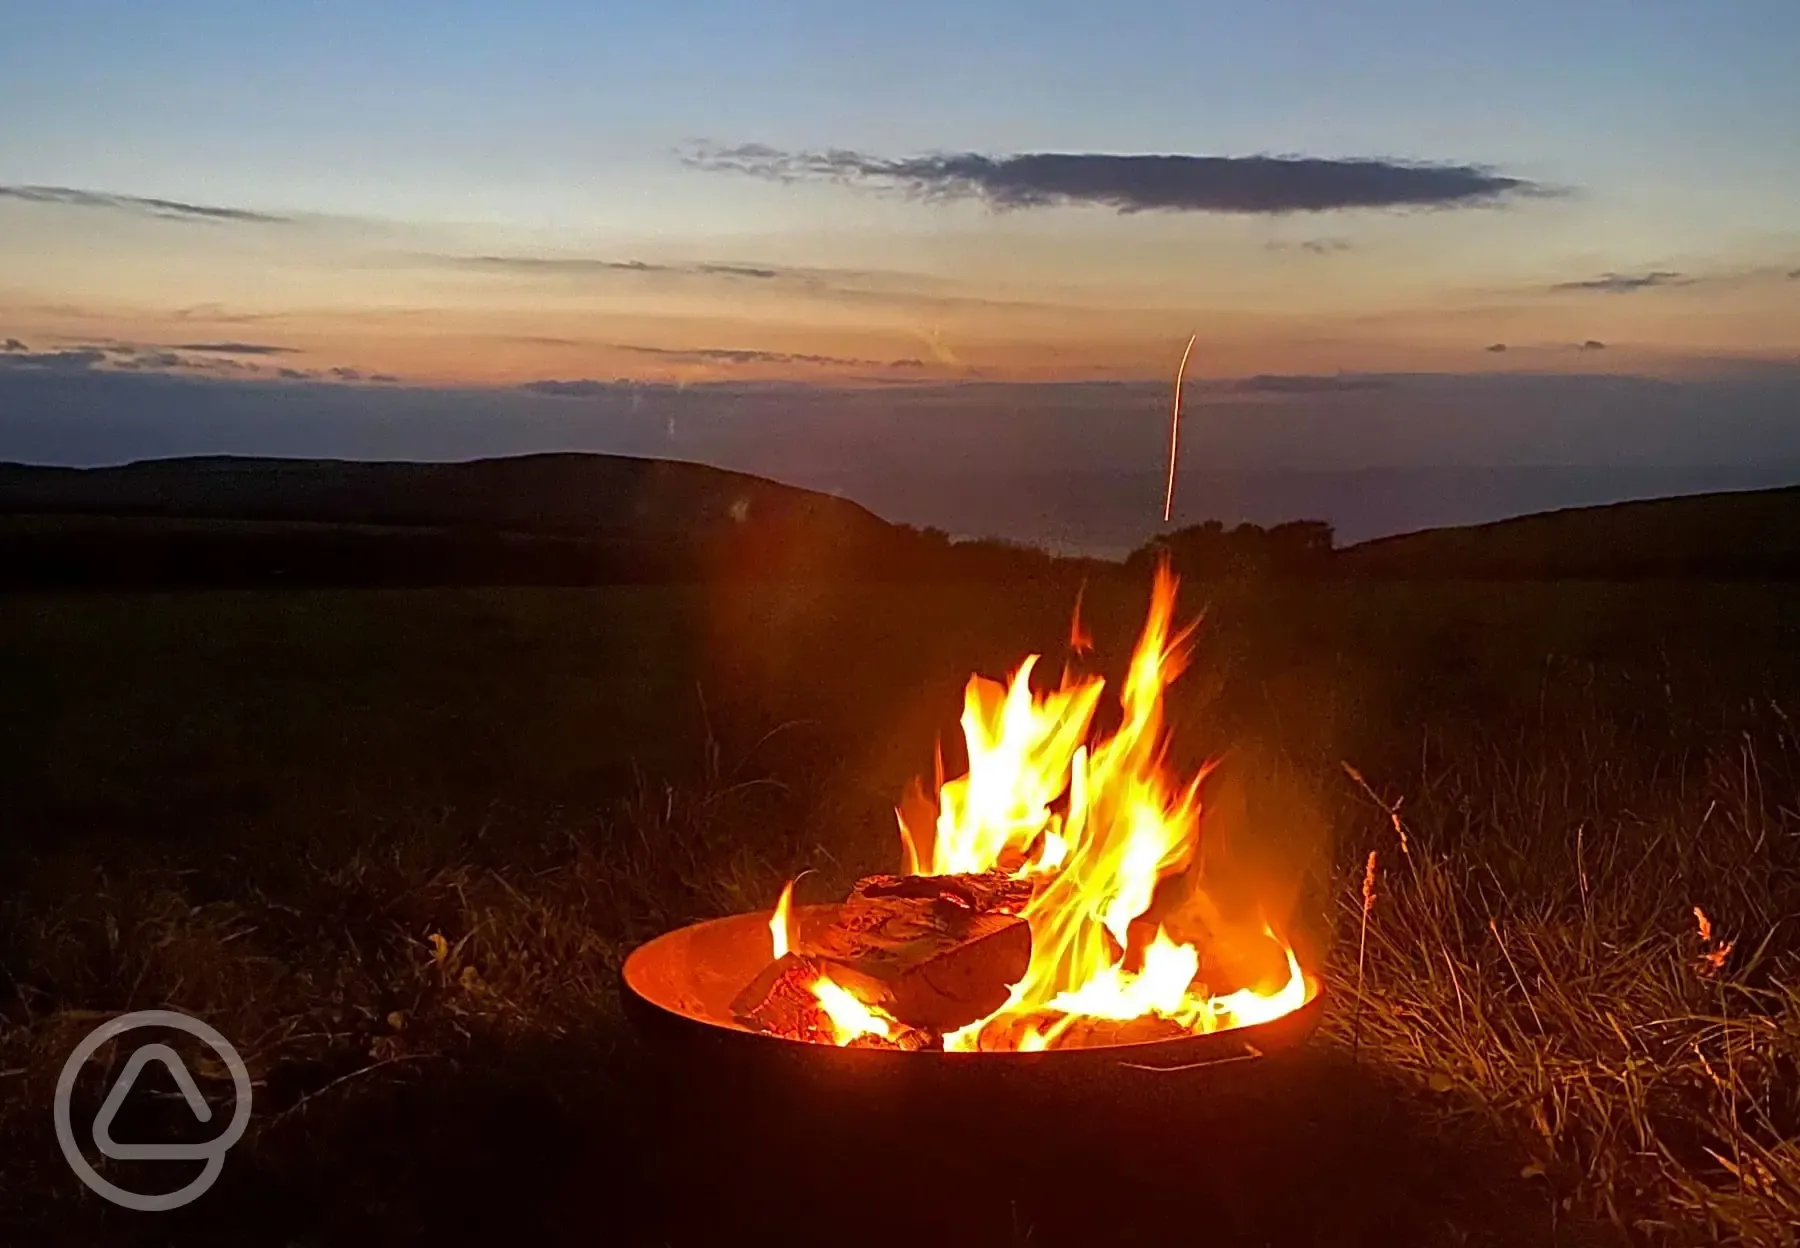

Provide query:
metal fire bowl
left=621, top=904, right=1324, bottom=1106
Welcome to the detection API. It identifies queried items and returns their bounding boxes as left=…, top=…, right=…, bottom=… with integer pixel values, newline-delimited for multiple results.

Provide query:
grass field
left=3, top=575, right=1799, bottom=1245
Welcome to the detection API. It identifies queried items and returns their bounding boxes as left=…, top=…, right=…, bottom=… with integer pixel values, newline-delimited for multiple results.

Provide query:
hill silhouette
left=0, top=453, right=1090, bottom=589
left=5, top=454, right=1799, bottom=587
left=1338, top=482, right=1800, bottom=579
left=0, top=453, right=893, bottom=539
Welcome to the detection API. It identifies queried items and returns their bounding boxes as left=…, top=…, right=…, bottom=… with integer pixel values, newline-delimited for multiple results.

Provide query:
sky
left=3, top=0, right=1798, bottom=387
left=2, top=1, right=1799, bottom=548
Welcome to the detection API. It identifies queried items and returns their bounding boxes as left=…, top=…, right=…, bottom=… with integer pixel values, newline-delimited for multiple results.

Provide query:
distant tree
left=1126, top=518, right=1334, bottom=579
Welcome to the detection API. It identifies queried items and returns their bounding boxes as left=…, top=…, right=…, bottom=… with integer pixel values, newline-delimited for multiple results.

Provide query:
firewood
left=846, top=1023, right=940, bottom=1052
left=1045, top=1014, right=1194, bottom=1050
left=848, top=869, right=1036, bottom=916
left=973, top=1010, right=1194, bottom=1051
left=802, top=888, right=1031, bottom=1032
left=729, top=952, right=835, bottom=1044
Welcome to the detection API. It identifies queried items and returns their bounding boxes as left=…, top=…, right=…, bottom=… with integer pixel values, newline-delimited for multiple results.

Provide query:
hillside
left=0, top=453, right=1093, bottom=589
left=1338, top=482, right=1800, bottom=579
left=0, top=453, right=894, bottom=540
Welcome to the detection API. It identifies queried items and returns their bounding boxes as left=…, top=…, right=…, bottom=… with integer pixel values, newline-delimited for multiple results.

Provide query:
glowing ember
left=760, top=563, right=1314, bottom=1051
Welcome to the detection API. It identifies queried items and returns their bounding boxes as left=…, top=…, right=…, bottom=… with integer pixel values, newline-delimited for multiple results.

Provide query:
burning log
left=732, top=871, right=1036, bottom=1041
left=729, top=952, right=838, bottom=1045
left=804, top=877, right=1032, bottom=1032
left=847, top=870, right=1036, bottom=916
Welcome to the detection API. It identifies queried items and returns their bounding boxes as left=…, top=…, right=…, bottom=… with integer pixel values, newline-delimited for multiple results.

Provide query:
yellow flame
left=811, top=975, right=893, bottom=1046
left=769, top=878, right=796, bottom=960
left=898, top=562, right=1314, bottom=1051
left=1210, top=939, right=1310, bottom=1029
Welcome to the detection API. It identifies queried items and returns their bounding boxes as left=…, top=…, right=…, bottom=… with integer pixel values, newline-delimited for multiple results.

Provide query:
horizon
left=4, top=1, right=1799, bottom=546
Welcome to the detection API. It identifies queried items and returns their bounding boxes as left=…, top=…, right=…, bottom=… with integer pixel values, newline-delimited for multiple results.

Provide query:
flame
left=907, top=561, right=1315, bottom=1051
left=770, top=878, right=796, bottom=960
left=811, top=975, right=893, bottom=1045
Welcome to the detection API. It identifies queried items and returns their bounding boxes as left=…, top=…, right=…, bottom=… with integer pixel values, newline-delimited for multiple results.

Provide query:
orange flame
left=769, top=878, right=796, bottom=960
left=904, top=562, right=1314, bottom=1051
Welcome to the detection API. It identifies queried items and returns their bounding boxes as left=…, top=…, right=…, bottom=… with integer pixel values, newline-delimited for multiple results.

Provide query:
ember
left=728, top=564, right=1316, bottom=1052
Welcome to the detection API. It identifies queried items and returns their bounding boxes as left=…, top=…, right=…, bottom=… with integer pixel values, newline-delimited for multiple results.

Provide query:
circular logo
left=53, top=1010, right=252, bottom=1212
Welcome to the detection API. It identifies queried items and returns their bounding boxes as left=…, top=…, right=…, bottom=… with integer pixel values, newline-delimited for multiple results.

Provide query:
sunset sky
left=4, top=0, right=1798, bottom=389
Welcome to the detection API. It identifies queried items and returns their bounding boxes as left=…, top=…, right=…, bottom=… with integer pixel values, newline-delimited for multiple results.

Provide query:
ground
left=3, top=575, right=1797, bottom=1245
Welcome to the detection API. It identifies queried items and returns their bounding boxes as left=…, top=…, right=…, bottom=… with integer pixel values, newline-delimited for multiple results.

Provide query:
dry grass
left=6, top=580, right=1800, bottom=1243
left=1327, top=717, right=1800, bottom=1245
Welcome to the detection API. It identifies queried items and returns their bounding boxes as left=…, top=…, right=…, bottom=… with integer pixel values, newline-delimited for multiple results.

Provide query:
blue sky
left=0, top=0, right=1796, bottom=386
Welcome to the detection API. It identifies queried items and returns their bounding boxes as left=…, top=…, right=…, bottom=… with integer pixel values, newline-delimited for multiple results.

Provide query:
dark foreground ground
left=3, top=576, right=1799, bottom=1245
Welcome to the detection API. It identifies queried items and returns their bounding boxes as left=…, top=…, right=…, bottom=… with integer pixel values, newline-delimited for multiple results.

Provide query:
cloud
left=681, top=142, right=1546, bottom=214
left=612, top=343, right=909, bottom=368
left=521, top=379, right=619, bottom=398
left=455, top=254, right=779, bottom=280
left=277, top=367, right=313, bottom=380
left=1268, top=237, right=1354, bottom=254
left=1485, top=342, right=1508, bottom=353
left=1789, top=268, right=1800, bottom=281
left=330, top=367, right=363, bottom=381
left=1, top=338, right=26, bottom=352
left=0, top=185, right=288, bottom=224
left=1551, top=270, right=1692, bottom=294
left=0, top=348, right=108, bottom=372
left=1578, top=339, right=1608, bottom=351
left=1217, top=374, right=1391, bottom=394
left=173, top=341, right=299, bottom=356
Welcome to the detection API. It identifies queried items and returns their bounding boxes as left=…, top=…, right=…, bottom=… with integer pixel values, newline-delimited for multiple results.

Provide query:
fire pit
left=624, top=565, right=1322, bottom=1077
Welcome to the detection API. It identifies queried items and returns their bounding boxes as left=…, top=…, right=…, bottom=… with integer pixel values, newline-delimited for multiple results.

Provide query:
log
left=729, top=952, right=836, bottom=1045
left=973, top=1010, right=1194, bottom=1052
left=846, top=1023, right=940, bottom=1052
left=802, top=884, right=1032, bottom=1032
left=848, top=870, right=1037, bottom=917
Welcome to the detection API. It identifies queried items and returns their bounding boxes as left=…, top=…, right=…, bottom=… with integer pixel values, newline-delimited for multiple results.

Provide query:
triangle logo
left=91, top=1042, right=218, bottom=1161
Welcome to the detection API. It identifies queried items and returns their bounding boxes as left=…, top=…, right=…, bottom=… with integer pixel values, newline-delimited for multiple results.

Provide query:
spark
left=1162, top=333, right=1197, bottom=524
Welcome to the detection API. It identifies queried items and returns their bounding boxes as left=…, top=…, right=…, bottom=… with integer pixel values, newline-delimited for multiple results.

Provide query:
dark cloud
left=370, top=374, right=400, bottom=384
left=1486, top=343, right=1509, bottom=353
left=0, top=348, right=108, bottom=372
left=1578, top=339, right=1608, bottom=351
left=174, top=341, right=300, bottom=355
left=1789, top=268, right=1800, bottom=281
left=890, top=358, right=927, bottom=370
left=330, top=367, right=363, bottom=381
left=521, top=379, right=620, bottom=398
left=0, top=185, right=288, bottom=224
left=1217, top=374, right=1391, bottom=394
left=1, top=338, right=26, bottom=352
left=696, top=263, right=780, bottom=279
left=1551, top=270, right=1692, bottom=294
left=1268, top=237, right=1354, bottom=254
left=681, top=142, right=1546, bottom=214
left=612, top=343, right=905, bottom=368
left=456, top=255, right=779, bottom=280
left=277, top=367, right=313, bottom=380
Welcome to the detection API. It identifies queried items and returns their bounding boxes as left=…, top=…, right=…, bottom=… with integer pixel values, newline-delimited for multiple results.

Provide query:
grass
left=3, top=576, right=1800, bottom=1244
left=1334, top=719, right=1800, bottom=1244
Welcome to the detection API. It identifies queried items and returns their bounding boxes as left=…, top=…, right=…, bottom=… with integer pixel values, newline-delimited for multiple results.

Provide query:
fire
left=765, top=562, right=1313, bottom=1050
left=770, top=878, right=796, bottom=959
left=810, top=975, right=894, bottom=1045
left=911, top=562, right=1312, bottom=1051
